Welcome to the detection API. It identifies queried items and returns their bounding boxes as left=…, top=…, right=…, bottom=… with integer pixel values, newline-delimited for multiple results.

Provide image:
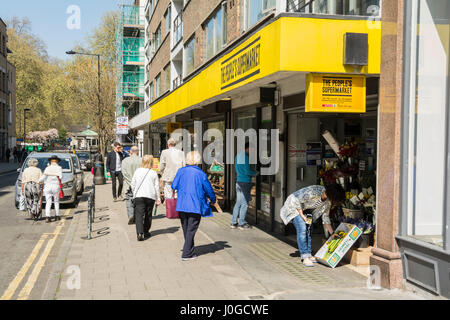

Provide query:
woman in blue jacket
left=172, top=151, right=217, bottom=261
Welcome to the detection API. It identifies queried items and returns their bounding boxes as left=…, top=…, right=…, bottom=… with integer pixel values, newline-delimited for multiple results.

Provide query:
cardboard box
left=314, top=223, right=362, bottom=268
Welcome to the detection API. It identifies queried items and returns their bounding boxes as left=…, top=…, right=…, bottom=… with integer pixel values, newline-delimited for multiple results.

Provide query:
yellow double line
left=0, top=209, right=70, bottom=300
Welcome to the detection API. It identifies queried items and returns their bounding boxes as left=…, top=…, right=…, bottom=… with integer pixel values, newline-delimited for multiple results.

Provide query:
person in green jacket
left=231, top=142, right=258, bottom=230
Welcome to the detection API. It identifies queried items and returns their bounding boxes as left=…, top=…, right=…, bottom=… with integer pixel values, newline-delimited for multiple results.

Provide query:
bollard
left=94, top=161, right=106, bottom=185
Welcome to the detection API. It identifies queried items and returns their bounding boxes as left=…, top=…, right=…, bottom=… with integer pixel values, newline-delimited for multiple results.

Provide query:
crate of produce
left=314, top=223, right=363, bottom=268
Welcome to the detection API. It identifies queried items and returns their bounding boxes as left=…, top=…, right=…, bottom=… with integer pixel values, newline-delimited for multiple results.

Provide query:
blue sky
left=2, top=0, right=119, bottom=60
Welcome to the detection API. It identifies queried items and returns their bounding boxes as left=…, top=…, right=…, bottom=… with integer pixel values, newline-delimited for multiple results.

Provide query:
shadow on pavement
left=195, top=241, right=232, bottom=256
left=150, top=226, right=180, bottom=238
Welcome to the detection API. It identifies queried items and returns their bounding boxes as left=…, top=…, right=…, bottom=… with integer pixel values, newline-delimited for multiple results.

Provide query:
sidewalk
left=0, top=162, right=20, bottom=175
left=44, top=178, right=422, bottom=300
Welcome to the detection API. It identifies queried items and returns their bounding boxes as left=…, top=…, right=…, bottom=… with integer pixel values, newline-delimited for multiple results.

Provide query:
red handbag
left=165, top=191, right=179, bottom=219
left=57, top=177, right=64, bottom=199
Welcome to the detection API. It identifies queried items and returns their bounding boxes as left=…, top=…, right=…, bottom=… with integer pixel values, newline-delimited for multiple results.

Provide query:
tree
left=59, top=126, right=67, bottom=140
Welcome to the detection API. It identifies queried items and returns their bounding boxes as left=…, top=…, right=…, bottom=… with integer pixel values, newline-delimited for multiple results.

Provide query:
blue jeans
left=232, top=182, right=252, bottom=225
left=292, top=215, right=312, bottom=260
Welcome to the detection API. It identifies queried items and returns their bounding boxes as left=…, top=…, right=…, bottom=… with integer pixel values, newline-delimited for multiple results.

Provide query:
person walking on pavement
left=6, top=148, right=10, bottom=163
left=106, top=142, right=125, bottom=202
left=21, top=158, right=43, bottom=220
left=231, top=142, right=258, bottom=230
left=13, top=146, right=18, bottom=163
left=159, top=138, right=185, bottom=200
left=131, top=155, right=161, bottom=241
left=280, top=184, right=345, bottom=267
left=122, top=146, right=142, bottom=225
left=39, top=155, right=63, bottom=223
left=171, top=151, right=217, bottom=261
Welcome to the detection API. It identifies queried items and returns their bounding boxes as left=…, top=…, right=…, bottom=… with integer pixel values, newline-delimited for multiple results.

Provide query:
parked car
left=15, top=153, right=78, bottom=208
left=76, top=151, right=93, bottom=171
left=70, top=154, right=85, bottom=195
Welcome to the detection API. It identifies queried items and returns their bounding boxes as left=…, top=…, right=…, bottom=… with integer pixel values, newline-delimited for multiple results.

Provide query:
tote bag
left=165, top=191, right=179, bottom=219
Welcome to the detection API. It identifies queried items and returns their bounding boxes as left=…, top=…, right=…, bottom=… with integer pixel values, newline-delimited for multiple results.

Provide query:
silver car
left=15, top=153, right=79, bottom=208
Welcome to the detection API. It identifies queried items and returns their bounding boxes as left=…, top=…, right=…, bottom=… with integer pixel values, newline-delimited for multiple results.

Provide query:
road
left=0, top=171, right=81, bottom=300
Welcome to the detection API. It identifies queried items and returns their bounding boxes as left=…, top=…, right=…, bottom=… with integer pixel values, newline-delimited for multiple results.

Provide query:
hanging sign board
left=116, top=116, right=129, bottom=135
left=305, top=74, right=366, bottom=113
left=166, top=122, right=182, bottom=134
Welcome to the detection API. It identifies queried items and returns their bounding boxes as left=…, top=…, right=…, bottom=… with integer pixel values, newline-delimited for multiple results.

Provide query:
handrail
left=287, top=0, right=315, bottom=13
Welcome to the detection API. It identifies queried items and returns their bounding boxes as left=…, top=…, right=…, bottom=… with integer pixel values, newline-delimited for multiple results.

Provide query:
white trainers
left=302, top=258, right=314, bottom=267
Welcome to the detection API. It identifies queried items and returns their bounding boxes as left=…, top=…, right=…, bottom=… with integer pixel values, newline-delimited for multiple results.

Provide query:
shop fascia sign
left=305, top=74, right=366, bottom=113
left=220, top=37, right=261, bottom=91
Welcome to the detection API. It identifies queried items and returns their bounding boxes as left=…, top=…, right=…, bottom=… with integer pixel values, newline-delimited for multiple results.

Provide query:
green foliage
left=58, top=126, right=67, bottom=140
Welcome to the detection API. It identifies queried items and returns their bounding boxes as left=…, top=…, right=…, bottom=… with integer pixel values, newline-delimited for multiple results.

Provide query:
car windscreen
left=76, top=153, right=90, bottom=160
left=24, top=157, right=72, bottom=173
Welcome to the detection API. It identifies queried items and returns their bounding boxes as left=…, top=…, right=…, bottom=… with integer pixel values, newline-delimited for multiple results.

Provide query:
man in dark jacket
left=106, top=142, right=125, bottom=202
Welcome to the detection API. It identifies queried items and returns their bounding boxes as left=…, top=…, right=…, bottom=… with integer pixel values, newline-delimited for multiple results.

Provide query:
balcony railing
left=173, top=13, right=183, bottom=47
left=287, top=0, right=381, bottom=17
left=172, top=75, right=182, bottom=90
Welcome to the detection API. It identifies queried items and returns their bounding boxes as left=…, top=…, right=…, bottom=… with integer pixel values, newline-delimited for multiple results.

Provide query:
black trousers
left=134, top=197, right=155, bottom=235
left=179, top=212, right=201, bottom=258
left=110, top=171, right=123, bottom=198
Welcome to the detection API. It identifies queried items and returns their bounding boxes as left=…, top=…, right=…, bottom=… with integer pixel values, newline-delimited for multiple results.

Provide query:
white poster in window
left=116, top=116, right=129, bottom=135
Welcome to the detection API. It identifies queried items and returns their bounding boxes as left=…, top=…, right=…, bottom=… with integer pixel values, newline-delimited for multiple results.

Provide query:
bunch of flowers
left=338, top=216, right=375, bottom=234
left=27, top=129, right=59, bottom=142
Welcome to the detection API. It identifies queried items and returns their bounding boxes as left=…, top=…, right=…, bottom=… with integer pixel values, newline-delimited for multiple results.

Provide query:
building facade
left=129, top=0, right=447, bottom=298
left=7, top=61, right=16, bottom=153
left=373, top=0, right=450, bottom=298
left=0, top=18, right=14, bottom=162
left=116, top=0, right=146, bottom=148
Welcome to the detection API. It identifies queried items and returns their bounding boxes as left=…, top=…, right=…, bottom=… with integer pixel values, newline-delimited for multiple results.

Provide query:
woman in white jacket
left=131, top=155, right=161, bottom=241
left=39, top=155, right=63, bottom=223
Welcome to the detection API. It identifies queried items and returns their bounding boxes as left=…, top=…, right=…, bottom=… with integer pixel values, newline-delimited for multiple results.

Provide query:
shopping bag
left=19, top=194, right=26, bottom=211
left=165, top=197, right=179, bottom=219
left=57, top=177, right=64, bottom=199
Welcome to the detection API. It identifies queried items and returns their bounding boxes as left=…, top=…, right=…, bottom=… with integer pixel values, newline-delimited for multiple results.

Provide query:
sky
left=2, top=0, right=120, bottom=60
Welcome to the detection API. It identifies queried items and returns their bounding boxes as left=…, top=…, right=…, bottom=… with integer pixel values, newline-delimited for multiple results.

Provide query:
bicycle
left=87, top=182, right=95, bottom=239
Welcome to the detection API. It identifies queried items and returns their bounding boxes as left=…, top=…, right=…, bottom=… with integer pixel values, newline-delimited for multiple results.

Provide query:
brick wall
left=147, top=0, right=171, bottom=96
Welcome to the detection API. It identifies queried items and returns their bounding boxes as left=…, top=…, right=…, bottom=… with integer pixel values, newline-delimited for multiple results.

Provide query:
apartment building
left=0, top=18, right=12, bottom=162
left=7, top=61, right=16, bottom=152
left=116, top=0, right=145, bottom=145
left=135, top=0, right=382, bottom=228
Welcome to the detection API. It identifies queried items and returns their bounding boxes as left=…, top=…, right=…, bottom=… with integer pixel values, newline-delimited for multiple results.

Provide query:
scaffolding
left=116, top=0, right=145, bottom=117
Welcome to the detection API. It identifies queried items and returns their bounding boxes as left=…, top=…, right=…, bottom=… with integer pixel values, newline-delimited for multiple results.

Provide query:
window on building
left=149, top=82, right=154, bottom=102
left=245, top=0, right=275, bottom=30
left=184, top=37, right=195, bottom=76
left=155, top=24, right=162, bottom=49
left=164, top=64, right=171, bottom=92
left=403, top=0, right=450, bottom=248
left=155, top=73, right=161, bottom=98
left=165, top=6, right=171, bottom=36
left=205, top=3, right=227, bottom=61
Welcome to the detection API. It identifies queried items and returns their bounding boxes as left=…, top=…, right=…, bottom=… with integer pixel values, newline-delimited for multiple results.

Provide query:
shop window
left=184, top=37, right=195, bottom=76
left=245, top=0, right=275, bottom=30
left=404, top=0, right=450, bottom=248
left=205, top=3, right=227, bottom=61
left=164, top=6, right=171, bottom=36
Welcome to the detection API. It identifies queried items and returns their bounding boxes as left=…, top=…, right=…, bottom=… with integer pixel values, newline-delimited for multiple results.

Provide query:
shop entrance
left=233, top=105, right=276, bottom=232
left=285, top=111, right=378, bottom=249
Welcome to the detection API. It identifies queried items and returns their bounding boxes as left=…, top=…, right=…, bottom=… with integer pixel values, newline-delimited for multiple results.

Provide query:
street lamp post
left=66, top=50, right=105, bottom=185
